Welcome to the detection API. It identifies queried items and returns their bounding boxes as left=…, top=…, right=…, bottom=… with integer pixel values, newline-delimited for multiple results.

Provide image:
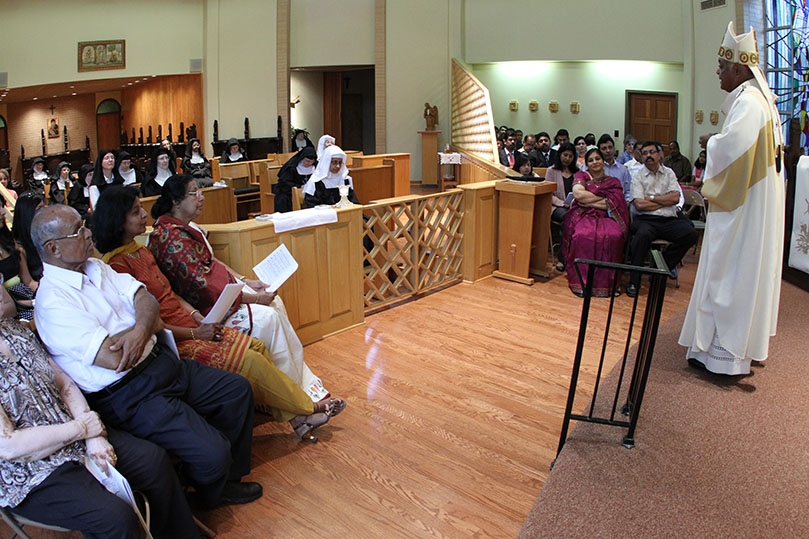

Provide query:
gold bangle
left=190, top=328, right=196, bottom=340
left=77, top=419, right=88, bottom=437
left=189, top=309, right=199, bottom=318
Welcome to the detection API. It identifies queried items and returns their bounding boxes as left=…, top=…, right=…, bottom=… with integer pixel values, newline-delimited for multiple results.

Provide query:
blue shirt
left=604, top=159, right=632, bottom=202
left=616, top=151, right=633, bottom=165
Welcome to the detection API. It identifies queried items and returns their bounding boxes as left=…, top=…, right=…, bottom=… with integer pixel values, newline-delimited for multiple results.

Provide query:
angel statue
left=424, top=103, right=439, bottom=131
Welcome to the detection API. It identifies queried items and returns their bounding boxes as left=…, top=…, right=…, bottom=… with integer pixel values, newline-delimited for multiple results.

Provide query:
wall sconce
left=290, top=96, right=301, bottom=108
left=570, top=102, right=581, bottom=114
left=548, top=101, right=559, bottom=113
left=695, top=110, right=704, bottom=124
left=509, top=100, right=519, bottom=112
left=710, top=110, right=719, bottom=125
left=528, top=100, right=539, bottom=112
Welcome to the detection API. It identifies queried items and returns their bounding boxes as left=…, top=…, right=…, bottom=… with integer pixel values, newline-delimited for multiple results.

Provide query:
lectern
left=493, top=179, right=557, bottom=285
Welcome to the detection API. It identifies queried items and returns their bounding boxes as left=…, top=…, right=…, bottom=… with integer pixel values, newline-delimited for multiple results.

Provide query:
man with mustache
left=626, top=141, right=698, bottom=297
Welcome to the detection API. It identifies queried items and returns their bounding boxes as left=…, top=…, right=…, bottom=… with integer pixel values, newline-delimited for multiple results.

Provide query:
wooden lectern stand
left=493, top=180, right=557, bottom=285
left=419, top=130, right=441, bottom=185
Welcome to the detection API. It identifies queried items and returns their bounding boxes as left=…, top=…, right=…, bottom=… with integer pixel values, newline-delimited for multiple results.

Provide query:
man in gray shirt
left=627, top=141, right=698, bottom=297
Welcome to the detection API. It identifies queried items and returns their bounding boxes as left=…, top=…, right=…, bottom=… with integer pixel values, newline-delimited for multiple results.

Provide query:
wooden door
left=626, top=92, right=677, bottom=156
left=341, top=93, right=363, bottom=151
left=323, top=72, right=342, bottom=147
left=97, top=112, right=121, bottom=150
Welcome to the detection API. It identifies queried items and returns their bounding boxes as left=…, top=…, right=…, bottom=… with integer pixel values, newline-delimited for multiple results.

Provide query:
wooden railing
left=363, top=189, right=464, bottom=309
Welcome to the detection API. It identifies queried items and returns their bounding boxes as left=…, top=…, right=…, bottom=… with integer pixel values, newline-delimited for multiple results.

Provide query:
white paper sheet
left=201, top=282, right=245, bottom=323
left=253, top=244, right=298, bottom=293
left=85, top=458, right=153, bottom=538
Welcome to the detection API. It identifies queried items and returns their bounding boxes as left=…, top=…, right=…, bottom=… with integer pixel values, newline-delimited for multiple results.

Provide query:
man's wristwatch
left=650, top=195, right=656, bottom=201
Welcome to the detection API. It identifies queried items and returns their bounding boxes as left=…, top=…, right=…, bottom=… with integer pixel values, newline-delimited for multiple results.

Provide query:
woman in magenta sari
left=563, top=148, right=630, bottom=297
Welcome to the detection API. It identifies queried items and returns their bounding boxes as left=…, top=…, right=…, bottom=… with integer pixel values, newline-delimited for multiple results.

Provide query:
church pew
left=204, top=206, right=365, bottom=345
left=350, top=160, right=395, bottom=204
left=140, top=183, right=236, bottom=226
left=350, top=153, right=410, bottom=196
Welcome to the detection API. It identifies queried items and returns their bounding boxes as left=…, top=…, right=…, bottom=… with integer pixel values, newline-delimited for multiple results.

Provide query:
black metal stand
left=555, top=251, right=671, bottom=461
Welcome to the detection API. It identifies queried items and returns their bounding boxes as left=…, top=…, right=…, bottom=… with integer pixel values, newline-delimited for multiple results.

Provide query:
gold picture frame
left=78, top=40, right=125, bottom=72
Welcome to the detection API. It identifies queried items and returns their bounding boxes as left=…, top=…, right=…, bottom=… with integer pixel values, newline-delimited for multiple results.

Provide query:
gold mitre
left=718, top=21, right=759, bottom=66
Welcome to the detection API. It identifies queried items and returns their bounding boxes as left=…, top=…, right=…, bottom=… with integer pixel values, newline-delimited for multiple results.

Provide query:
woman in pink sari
left=563, top=148, right=630, bottom=297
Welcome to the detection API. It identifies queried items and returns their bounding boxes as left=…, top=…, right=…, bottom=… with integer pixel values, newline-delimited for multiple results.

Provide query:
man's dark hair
left=641, top=141, right=663, bottom=152
left=597, top=134, right=615, bottom=148
left=536, top=131, right=550, bottom=140
left=669, top=140, right=680, bottom=150
left=584, top=133, right=596, bottom=146
left=554, top=129, right=569, bottom=142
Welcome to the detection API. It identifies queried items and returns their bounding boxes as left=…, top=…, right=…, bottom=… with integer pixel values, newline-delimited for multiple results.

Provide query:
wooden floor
left=5, top=252, right=699, bottom=539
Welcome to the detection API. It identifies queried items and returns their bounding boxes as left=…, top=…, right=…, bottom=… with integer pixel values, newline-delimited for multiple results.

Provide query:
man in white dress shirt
left=31, top=204, right=262, bottom=509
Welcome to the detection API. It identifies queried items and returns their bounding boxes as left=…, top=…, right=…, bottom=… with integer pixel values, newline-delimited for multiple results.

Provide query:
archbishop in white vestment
left=679, top=22, right=785, bottom=375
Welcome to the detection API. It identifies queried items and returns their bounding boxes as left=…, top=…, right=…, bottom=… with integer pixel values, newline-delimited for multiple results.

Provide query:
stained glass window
left=764, top=0, right=808, bottom=147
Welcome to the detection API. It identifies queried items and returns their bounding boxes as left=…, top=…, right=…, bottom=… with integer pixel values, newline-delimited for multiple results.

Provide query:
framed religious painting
left=47, top=117, right=59, bottom=138
left=78, top=40, right=126, bottom=72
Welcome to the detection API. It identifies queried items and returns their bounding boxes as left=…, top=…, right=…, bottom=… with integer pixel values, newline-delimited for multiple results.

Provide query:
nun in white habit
left=303, top=145, right=360, bottom=208
left=316, top=134, right=336, bottom=160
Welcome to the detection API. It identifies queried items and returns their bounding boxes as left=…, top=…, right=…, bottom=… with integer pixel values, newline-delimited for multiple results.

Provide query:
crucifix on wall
left=49, top=104, right=56, bottom=115
left=47, top=103, right=60, bottom=139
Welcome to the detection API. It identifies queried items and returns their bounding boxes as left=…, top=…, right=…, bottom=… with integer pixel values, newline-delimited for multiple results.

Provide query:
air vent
left=701, top=0, right=726, bottom=10
left=189, top=58, right=203, bottom=73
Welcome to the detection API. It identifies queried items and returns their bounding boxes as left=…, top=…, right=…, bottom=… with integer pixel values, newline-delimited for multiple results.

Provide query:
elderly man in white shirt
left=31, top=204, right=262, bottom=510
left=627, top=141, right=698, bottom=297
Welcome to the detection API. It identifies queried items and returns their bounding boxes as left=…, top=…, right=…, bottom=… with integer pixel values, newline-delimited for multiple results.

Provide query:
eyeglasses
left=641, top=149, right=659, bottom=156
left=42, top=224, right=88, bottom=247
left=186, top=190, right=203, bottom=198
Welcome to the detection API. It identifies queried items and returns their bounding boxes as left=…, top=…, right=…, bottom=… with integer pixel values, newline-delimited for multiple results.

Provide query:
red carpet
left=521, top=281, right=809, bottom=538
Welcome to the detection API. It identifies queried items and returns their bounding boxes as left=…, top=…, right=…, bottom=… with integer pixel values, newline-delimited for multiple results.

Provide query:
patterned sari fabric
left=148, top=215, right=240, bottom=318
left=148, top=218, right=329, bottom=402
left=103, top=243, right=314, bottom=419
left=562, top=172, right=630, bottom=296
left=0, top=319, right=85, bottom=507
left=104, top=243, right=250, bottom=373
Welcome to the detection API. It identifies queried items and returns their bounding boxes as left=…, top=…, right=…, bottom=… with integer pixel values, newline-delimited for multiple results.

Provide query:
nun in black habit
left=140, top=146, right=176, bottom=197
left=115, top=151, right=144, bottom=186
left=68, top=163, right=93, bottom=221
left=48, top=161, right=72, bottom=205
left=291, top=129, right=314, bottom=152
left=220, top=138, right=249, bottom=163
left=29, top=157, right=49, bottom=197
left=274, top=147, right=316, bottom=213
left=181, top=137, right=214, bottom=187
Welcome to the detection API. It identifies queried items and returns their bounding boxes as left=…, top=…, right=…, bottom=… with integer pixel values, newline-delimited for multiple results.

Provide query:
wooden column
left=419, top=130, right=440, bottom=185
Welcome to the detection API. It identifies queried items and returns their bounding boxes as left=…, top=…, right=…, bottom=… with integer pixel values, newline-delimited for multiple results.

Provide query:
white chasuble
left=679, top=80, right=785, bottom=374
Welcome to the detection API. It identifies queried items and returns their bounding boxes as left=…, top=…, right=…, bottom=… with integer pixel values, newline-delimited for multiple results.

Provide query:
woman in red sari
left=148, top=175, right=332, bottom=404
left=93, top=186, right=345, bottom=442
left=562, top=148, right=630, bottom=297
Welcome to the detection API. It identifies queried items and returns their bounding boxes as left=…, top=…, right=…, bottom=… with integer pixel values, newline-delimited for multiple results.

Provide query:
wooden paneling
left=459, top=180, right=499, bottom=282
left=204, top=206, right=365, bottom=345
left=323, top=72, right=342, bottom=147
left=121, top=74, right=203, bottom=144
left=351, top=152, right=410, bottom=196
left=350, top=162, right=395, bottom=204
left=451, top=59, right=498, bottom=162
left=140, top=184, right=236, bottom=226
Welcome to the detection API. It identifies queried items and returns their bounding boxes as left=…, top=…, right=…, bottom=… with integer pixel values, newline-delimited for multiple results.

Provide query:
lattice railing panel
left=363, top=190, right=464, bottom=309
left=415, top=192, right=463, bottom=290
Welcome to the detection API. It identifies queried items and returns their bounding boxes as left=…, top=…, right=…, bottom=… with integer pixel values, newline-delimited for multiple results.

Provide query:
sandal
left=289, top=412, right=330, bottom=443
left=317, top=398, right=347, bottom=418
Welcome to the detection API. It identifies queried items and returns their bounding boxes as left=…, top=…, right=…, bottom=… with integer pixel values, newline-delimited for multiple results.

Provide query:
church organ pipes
left=147, top=126, right=152, bottom=144
left=213, top=120, right=219, bottom=142
left=168, top=123, right=173, bottom=142
left=179, top=122, right=185, bottom=142
left=41, top=130, right=46, bottom=155
left=157, top=124, right=162, bottom=142
left=244, top=118, right=250, bottom=140
left=138, top=128, right=144, bottom=144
